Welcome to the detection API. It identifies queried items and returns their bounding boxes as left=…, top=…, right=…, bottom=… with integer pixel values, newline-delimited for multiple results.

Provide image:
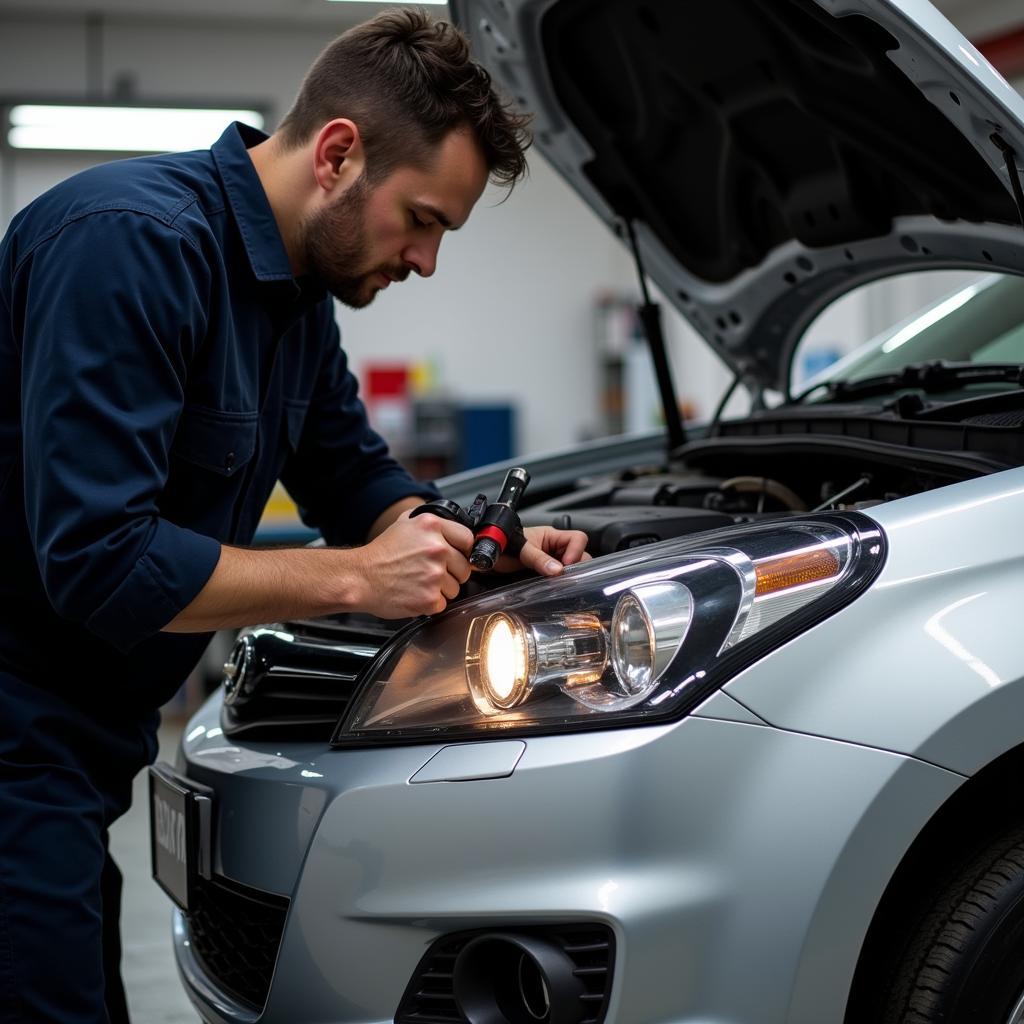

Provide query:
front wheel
left=880, top=825, right=1024, bottom=1023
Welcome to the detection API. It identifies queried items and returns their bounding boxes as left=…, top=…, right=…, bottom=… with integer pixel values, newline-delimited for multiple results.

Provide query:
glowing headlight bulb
left=481, top=613, right=529, bottom=708
left=466, top=611, right=607, bottom=715
left=466, top=612, right=531, bottom=712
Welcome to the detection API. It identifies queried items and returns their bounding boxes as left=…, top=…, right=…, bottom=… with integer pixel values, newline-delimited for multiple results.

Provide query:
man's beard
left=301, top=173, right=408, bottom=309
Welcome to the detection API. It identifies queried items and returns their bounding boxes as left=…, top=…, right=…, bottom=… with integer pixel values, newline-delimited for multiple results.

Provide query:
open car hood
left=450, top=0, right=1024, bottom=392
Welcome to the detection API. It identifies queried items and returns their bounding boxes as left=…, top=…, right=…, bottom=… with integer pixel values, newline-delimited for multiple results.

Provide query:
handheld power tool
left=410, top=467, right=531, bottom=572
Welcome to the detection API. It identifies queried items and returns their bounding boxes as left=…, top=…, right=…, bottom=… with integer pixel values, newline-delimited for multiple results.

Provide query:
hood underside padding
left=542, top=0, right=1017, bottom=283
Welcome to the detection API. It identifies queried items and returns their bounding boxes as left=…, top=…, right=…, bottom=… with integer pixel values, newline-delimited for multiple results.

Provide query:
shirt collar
left=211, top=122, right=299, bottom=285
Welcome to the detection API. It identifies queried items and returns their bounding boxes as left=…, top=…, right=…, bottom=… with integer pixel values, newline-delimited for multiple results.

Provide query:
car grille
left=963, top=409, right=1024, bottom=427
left=220, top=614, right=400, bottom=740
left=395, top=925, right=615, bottom=1024
left=186, top=875, right=289, bottom=1010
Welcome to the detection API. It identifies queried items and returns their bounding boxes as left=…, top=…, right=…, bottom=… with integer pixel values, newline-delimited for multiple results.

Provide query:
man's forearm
left=162, top=544, right=366, bottom=634
left=160, top=501, right=591, bottom=636
left=162, top=505, right=478, bottom=633
left=165, top=498, right=429, bottom=633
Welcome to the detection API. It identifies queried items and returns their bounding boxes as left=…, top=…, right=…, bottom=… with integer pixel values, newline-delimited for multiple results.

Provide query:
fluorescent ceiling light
left=881, top=285, right=983, bottom=354
left=7, top=105, right=265, bottom=153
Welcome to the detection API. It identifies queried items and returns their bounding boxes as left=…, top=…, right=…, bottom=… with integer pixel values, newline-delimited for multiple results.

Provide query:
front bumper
left=174, top=693, right=963, bottom=1024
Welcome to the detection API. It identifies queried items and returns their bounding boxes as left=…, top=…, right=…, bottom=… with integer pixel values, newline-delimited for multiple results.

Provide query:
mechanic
left=0, top=10, right=587, bottom=1023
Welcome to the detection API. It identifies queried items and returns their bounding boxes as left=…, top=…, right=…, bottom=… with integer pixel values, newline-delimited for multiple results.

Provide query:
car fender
left=725, top=466, right=1024, bottom=777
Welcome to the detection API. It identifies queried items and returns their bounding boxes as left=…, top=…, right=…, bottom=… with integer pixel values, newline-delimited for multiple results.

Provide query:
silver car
left=155, top=1, right=1024, bottom=1022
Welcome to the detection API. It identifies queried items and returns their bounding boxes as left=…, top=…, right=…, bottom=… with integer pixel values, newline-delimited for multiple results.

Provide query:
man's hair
left=277, top=8, right=531, bottom=190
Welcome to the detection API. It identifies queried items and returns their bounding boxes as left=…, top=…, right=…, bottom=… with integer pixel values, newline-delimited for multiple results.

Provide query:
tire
left=880, top=825, right=1024, bottom=1023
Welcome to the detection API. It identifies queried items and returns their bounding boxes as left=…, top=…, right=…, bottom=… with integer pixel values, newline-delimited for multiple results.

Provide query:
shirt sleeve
left=280, top=303, right=439, bottom=546
left=15, top=209, right=222, bottom=653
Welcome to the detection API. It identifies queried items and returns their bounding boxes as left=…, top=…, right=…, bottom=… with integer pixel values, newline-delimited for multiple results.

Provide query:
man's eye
left=410, top=211, right=428, bottom=229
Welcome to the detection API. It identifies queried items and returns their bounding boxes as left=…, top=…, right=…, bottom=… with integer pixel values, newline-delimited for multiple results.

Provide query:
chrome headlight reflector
left=610, top=581, right=693, bottom=703
left=333, top=513, right=884, bottom=746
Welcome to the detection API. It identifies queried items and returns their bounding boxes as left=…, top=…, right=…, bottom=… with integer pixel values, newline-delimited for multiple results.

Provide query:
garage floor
left=109, top=718, right=201, bottom=1023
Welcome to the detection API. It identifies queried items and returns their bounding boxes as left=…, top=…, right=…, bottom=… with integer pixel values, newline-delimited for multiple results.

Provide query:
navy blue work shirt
left=0, top=122, right=434, bottom=714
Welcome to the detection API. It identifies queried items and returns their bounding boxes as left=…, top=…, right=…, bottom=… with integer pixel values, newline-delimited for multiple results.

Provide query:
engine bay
left=228, top=428, right=1008, bottom=739
left=521, top=434, right=995, bottom=557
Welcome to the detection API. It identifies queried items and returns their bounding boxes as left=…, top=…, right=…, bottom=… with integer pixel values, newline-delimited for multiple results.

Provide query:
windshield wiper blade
left=796, top=361, right=1024, bottom=404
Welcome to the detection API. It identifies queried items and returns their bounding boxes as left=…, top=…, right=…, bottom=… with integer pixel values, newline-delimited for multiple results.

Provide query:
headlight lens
left=333, top=513, right=884, bottom=746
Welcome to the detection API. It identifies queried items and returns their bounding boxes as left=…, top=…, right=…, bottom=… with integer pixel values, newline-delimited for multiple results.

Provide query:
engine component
left=522, top=506, right=734, bottom=556
left=715, top=476, right=808, bottom=512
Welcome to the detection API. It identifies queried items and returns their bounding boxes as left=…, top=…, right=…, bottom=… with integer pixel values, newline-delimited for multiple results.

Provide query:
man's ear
left=311, top=118, right=365, bottom=194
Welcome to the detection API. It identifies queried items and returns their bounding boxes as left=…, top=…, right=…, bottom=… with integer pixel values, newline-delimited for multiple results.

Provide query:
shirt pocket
left=283, top=398, right=309, bottom=452
left=171, top=404, right=259, bottom=477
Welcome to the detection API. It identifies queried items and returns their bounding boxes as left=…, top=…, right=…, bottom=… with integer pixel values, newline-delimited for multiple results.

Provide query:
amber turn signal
left=754, top=547, right=842, bottom=596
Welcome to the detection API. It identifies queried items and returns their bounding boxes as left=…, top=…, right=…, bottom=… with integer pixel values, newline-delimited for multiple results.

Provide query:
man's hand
left=164, top=515, right=584, bottom=636
left=353, top=510, right=474, bottom=617
left=164, top=510, right=474, bottom=634
left=494, top=524, right=590, bottom=577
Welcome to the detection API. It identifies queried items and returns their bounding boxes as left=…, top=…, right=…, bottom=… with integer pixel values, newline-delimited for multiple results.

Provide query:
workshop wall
left=1, top=11, right=1019, bottom=455
left=0, top=11, right=729, bottom=459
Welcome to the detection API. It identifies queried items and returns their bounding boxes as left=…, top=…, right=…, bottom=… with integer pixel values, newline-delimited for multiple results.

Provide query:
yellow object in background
left=261, top=481, right=299, bottom=524
left=256, top=482, right=317, bottom=544
left=409, top=359, right=438, bottom=396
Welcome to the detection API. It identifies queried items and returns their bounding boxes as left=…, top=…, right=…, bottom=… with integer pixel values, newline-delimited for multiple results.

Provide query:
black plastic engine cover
left=522, top=506, right=734, bottom=555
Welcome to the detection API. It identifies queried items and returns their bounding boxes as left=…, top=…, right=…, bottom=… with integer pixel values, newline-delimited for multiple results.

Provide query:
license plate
left=149, top=763, right=213, bottom=912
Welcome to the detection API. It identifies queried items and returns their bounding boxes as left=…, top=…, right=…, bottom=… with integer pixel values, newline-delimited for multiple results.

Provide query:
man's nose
left=403, top=234, right=442, bottom=278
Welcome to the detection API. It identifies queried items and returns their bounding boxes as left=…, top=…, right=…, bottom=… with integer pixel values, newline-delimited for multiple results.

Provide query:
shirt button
left=225, top=452, right=236, bottom=471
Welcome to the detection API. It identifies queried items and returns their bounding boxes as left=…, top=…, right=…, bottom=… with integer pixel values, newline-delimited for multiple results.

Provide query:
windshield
left=793, top=273, right=1024, bottom=399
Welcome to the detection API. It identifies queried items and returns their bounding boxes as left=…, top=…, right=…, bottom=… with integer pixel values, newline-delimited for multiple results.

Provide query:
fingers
left=408, top=513, right=472, bottom=584
left=363, top=511, right=475, bottom=618
left=440, top=571, right=463, bottom=601
left=373, top=515, right=591, bottom=613
left=434, top=516, right=474, bottom=556
left=514, top=526, right=592, bottom=576
left=556, top=530, right=590, bottom=566
left=446, top=545, right=473, bottom=585
left=517, top=540, right=564, bottom=577
left=416, top=520, right=470, bottom=603
left=402, top=511, right=473, bottom=556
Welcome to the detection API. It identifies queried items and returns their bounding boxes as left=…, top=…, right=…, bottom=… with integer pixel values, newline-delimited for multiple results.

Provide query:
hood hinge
left=624, top=219, right=687, bottom=452
left=992, top=133, right=1024, bottom=232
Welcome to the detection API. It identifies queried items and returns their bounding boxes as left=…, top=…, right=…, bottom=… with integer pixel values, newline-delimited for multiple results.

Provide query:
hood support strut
left=625, top=220, right=687, bottom=452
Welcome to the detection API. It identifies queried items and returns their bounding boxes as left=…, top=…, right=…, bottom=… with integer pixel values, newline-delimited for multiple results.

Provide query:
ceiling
left=936, top=0, right=1024, bottom=40
left=0, top=0, right=1020, bottom=39
left=0, top=0, right=397, bottom=29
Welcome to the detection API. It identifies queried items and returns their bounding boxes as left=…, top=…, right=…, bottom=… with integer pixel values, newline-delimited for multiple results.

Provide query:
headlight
left=332, top=513, right=884, bottom=746
left=466, top=611, right=607, bottom=713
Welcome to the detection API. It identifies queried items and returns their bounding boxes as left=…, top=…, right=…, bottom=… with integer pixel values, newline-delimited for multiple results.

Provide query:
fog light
left=452, top=932, right=588, bottom=1024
